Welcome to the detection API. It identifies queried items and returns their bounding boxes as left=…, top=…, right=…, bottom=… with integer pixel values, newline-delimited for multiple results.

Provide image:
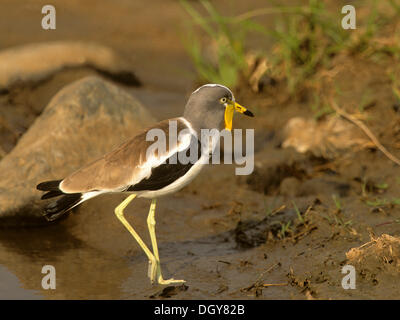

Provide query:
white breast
left=136, top=153, right=208, bottom=199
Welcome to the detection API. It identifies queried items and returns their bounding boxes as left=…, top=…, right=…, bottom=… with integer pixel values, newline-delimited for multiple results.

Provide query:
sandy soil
left=0, top=0, right=399, bottom=299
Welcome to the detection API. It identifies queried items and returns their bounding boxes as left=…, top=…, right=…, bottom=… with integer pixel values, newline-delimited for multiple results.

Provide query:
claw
left=153, top=262, right=186, bottom=285
left=158, top=277, right=186, bottom=285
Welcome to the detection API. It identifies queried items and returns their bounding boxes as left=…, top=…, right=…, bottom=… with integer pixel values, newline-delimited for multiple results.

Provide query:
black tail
left=36, top=180, right=82, bottom=221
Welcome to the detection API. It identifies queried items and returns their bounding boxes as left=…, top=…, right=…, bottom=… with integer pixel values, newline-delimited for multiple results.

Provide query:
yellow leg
left=147, top=199, right=185, bottom=285
left=114, top=194, right=158, bottom=283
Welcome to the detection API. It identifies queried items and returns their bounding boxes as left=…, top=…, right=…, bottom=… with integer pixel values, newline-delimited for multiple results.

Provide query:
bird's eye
left=220, top=97, right=227, bottom=104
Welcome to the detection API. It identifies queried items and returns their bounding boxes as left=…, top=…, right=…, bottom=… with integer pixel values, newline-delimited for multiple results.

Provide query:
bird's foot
left=157, top=277, right=186, bottom=286
left=148, top=260, right=186, bottom=285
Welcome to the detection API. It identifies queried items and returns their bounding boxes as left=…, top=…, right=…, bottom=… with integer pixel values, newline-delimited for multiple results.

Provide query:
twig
left=241, top=262, right=280, bottom=292
left=357, top=239, right=377, bottom=250
left=330, top=99, right=400, bottom=167
left=263, top=283, right=288, bottom=287
left=374, top=219, right=400, bottom=228
left=293, top=225, right=318, bottom=242
left=268, top=204, right=286, bottom=217
left=217, top=260, right=231, bottom=265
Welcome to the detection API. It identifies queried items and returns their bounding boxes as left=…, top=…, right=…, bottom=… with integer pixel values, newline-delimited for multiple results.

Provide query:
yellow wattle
left=224, top=105, right=235, bottom=131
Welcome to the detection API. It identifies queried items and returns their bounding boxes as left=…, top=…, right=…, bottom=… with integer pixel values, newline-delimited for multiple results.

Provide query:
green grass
left=391, top=198, right=400, bottom=205
left=180, top=0, right=262, bottom=87
left=180, top=0, right=351, bottom=90
left=264, top=198, right=276, bottom=217
left=389, top=0, right=400, bottom=14
left=321, top=213, right=352, bottom=229
left=332, top=194, right=342, bottom=212
left=309, top=91, right=333, bottom=119
left=279, top=221, right=292, bottom=239
left=365, top=198, right=389, bottom=207
left=375, top=182, right=389, bottom=190
left=334, top=216, right=352, bottom=228
left=349, top=0, right=379, bottom=55
left=269, top=0, right=350, bottom=92
left=292, top=201, right=304, bottom=224
left=355, top=0, right=400, bottom=61
left=180, top=0, right=400, bottom=93
left=365, top=198, right=400, bottom=207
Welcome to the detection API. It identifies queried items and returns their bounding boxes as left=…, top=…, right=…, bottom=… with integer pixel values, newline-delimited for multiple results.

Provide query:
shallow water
left=0, top=186, right=249, bottom=299
left=0, top=265, right=40, bottom=299
left=0, top=0, right=192, bottom=299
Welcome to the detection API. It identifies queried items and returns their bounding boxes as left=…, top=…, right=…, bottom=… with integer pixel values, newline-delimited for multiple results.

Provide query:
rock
left=282, top=116, right=372, bottom=158
left=0, top=41, right=140, bottom=92
left=0, top=76, right=155, bottom=226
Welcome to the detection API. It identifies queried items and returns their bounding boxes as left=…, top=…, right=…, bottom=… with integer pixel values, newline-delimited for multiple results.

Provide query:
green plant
left=279, top=221, right=292, bottom=239
left=375, top=182, right=389, bottom=190
left=321, top=213, right=352, bottom=229
left=332, top=194, right=342, bottom=212
left=334, top=216, right=352, bottom=228
left=365, top=198, right=400, bottom=207
left=365, top=198, right=388, bottom=207
left=180, top=0, right=263, bottom=87
left=292, top=201, right=304, bottom=224
left=181, top=0, right=395, bottom=93
left=270, top=0, right=349, bottom=92
left=392, top=198, right=400, bottom=205
left=389, top=0, right=400, bottom=13
left=309, top=92, right=334, bottom=119
left=362, top=0, right=379, bottom=43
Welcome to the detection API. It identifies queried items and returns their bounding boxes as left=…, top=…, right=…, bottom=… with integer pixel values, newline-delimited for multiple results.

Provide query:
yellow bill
left=224, top=100, right=254, bottom=131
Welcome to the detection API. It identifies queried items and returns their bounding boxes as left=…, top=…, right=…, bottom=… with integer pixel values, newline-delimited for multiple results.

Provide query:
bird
left=36, top=83, right=254, bottom=285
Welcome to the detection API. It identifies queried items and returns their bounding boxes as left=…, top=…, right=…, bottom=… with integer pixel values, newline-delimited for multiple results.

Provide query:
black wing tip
left=41, top=190, right=64, bottom=200
left=244, top=110, right=254, bottom=117
left=36, top=180, right=62, bottom=191
left=42, top=193, right=82, bottom=222
left=43, top=210, right=69, bottom=222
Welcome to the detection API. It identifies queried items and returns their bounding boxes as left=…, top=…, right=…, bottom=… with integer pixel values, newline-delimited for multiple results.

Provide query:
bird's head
left=183, top=84, right=254, bottom=132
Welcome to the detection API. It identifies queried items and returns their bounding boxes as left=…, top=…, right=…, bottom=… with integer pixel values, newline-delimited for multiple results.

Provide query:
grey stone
left=0, top=41, right=140, bottom=91
left=0, top=76, right=155, bottom=226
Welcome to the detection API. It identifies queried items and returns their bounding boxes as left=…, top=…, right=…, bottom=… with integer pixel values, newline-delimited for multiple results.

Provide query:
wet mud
left=0, top=0, right=399, bottom=299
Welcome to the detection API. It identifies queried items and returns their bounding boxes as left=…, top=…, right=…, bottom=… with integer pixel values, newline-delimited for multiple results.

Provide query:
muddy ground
left=0, top=0, right=399, bottom=299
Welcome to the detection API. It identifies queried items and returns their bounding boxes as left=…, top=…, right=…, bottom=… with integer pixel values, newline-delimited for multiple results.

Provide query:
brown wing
left=60, top=118, right=190, bottom=193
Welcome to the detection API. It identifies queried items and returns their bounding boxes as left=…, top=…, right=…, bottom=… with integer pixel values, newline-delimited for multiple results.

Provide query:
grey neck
left=183, top=102, right=224, bottom=134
